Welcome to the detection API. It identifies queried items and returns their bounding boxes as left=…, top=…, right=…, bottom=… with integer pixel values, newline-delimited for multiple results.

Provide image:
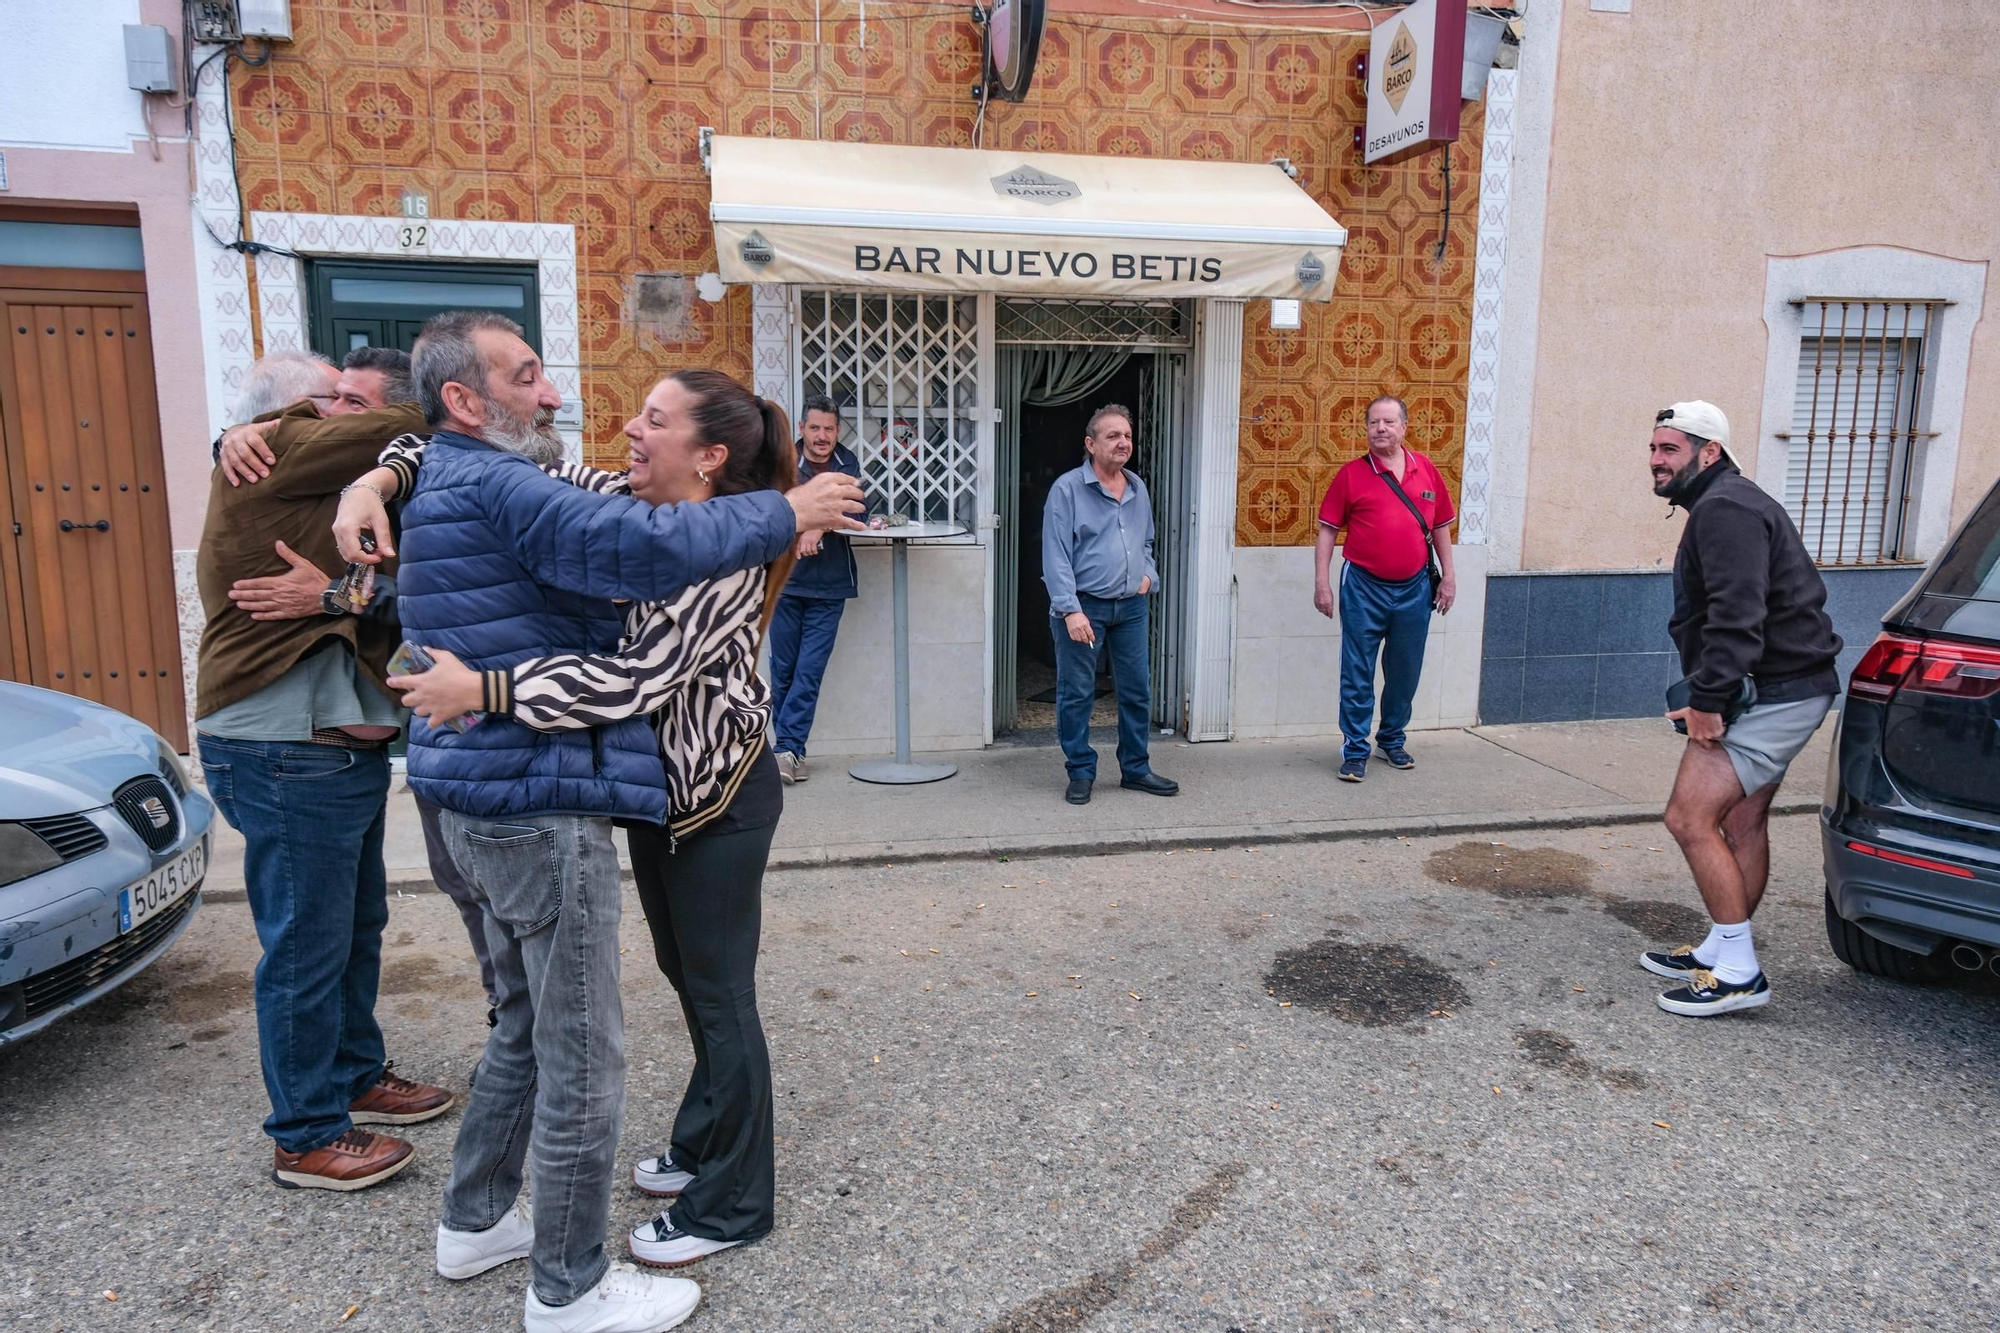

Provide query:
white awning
left=709, top=136, right=1346, bottom=302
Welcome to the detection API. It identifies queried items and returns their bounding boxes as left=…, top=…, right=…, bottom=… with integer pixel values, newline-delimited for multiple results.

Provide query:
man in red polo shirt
left=1311, top=394, right=1458, bottom=782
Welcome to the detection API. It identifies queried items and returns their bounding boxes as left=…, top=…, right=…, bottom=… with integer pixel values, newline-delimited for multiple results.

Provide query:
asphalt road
left=4, top=814, right=1997, bottom=1332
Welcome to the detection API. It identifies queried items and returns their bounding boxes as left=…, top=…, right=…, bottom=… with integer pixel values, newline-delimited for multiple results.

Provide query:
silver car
left=0, top=681, right=214, bottom=1046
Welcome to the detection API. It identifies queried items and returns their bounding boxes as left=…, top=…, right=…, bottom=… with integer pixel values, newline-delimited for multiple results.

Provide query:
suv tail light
left=1849, top=632, right=1923, bottom=701
left=1849, top=631, right=2000, bottom=702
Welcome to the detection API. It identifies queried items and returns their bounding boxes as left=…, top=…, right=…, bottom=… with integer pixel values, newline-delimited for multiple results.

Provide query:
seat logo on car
left=140, top=796, right=171, bottom=830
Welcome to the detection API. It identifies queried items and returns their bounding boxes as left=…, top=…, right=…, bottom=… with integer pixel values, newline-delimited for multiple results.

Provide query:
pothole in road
left=1423, top=843, right=1596, bottom=899
left=1264, top=936, right=1470, bottom=1026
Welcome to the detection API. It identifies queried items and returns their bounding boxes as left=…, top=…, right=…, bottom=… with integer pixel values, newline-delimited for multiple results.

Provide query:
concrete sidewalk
left=194, top=717, right=1833, bottom=899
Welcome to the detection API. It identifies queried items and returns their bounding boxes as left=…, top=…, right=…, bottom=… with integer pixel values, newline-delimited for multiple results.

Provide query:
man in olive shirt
left=196, top=351, right=453, bottom=1192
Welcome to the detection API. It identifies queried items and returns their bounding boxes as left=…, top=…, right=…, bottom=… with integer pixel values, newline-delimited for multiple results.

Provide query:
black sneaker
left=629, top=1212, right=743, bottom=1268
left=1377, top=744, right=1415, bottom=770
left=1065, top=778, right=1092, bottom=805
left=1657, top=969, right=1771, bottom=1017
left=1640, top=944, right=1709, bottom=979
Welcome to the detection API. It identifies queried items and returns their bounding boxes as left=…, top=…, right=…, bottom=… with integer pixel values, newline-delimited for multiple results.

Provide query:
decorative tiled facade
left=223, top=0, right=1483, bottom=543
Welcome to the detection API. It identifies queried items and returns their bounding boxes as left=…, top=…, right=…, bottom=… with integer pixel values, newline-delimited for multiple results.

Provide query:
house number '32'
left=397, top=222, right=430, bottom=251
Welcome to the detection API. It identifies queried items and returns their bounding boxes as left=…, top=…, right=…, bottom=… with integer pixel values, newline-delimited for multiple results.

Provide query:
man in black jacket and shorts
left=1642, top=400, right=1841, bottom=1016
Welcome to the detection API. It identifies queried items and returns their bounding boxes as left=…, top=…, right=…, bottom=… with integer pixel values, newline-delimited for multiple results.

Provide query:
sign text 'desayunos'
left=854, top=245, right=1223, bottom=283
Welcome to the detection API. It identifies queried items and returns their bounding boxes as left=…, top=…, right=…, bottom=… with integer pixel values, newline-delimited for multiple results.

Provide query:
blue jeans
left=196, top=735, right=390, bottom=1154
left=436, top=811, right=626, bottom=1308
left=1051, top=592, right=1152, bottom=782
left=1338, top=563, right=1433, bottom=763
left=768, top=594, right=846, bottom=758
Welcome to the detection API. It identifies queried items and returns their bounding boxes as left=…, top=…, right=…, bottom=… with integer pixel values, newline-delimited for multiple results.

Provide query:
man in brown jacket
left=194, top=349, right=452, bottom=1191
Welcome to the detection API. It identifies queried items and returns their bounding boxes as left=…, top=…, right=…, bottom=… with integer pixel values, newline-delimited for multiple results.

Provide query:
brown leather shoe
left=351, top=1069, right=456, bottom=1126
left=272, top=1129, right=414, bottom=1191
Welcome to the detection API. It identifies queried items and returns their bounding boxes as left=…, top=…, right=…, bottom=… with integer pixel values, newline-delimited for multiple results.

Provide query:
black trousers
left=627, top=821, right=777, bottom=1242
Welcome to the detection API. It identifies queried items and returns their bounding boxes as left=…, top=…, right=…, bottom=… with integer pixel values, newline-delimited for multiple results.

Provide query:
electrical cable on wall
left=1433, top=147, right=1451, bottom=265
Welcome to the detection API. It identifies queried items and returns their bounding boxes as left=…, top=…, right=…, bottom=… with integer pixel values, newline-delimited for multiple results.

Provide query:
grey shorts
left=1720, top=693, right=1836, bottom=794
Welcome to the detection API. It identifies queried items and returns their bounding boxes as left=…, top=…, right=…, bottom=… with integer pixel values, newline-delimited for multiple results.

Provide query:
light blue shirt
left=197, top=641, right=402, bottom=741
left=1041, top=463, right=1160, bottom=615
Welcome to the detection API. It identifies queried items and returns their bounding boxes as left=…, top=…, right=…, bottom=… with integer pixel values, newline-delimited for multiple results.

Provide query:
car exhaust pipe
left=1948, top=942, right=1989, bottom=972
left=1988, top=952, right=2000, bottom=979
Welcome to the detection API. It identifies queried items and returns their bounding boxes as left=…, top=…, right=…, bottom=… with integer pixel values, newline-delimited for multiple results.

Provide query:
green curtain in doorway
left=994, top=344, right=1137, bottom=732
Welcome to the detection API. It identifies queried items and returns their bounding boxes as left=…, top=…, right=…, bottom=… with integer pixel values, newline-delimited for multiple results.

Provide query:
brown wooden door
left=0, top=271, right=187, bottom=749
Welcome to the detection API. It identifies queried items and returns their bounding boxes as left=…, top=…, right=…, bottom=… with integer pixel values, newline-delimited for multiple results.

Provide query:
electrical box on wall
left=190, top=2, right=241, bottom=43
left=123, top=24, right=180, bottom=94
left=238, top=0, right=294, bottom=41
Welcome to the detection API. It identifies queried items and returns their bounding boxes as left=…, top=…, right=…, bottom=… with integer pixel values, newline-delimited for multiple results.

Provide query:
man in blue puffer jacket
left=335, top=311, right=861, bottom=1333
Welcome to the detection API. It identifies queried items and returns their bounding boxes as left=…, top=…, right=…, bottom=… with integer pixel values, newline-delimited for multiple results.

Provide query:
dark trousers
left=768, top=594, right=846, bottom=758
left=1338, top=562, right=1432, bottom=763
left=627, top=821, right=778, bottom=1242
left=416, top=794, right=498, bottom=1007
left=1051, top=592, right=1152, bottom=782
left=196, top=735, right=389, bottom=1153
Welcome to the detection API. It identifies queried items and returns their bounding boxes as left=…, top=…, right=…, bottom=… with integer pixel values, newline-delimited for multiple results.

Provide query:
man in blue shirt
left=769, top=395, right=863, bottom=784
left=1042, top=404, right=1179, bottom=805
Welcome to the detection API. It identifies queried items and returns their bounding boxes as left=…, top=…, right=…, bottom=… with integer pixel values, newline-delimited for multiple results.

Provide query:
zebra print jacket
left=381, top=436, right=773, bottom=838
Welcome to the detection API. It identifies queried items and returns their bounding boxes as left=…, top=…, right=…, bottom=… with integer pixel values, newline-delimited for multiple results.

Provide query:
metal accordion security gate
left=993, top=297, right=1193, bottom=734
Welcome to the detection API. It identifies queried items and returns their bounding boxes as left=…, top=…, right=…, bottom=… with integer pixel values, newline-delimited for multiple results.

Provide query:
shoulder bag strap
left=1372, top=454, right=1431, bottom=541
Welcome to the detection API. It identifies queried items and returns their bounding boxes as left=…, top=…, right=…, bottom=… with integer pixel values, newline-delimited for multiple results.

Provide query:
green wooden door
left=307, top=260, right=540, bottom=357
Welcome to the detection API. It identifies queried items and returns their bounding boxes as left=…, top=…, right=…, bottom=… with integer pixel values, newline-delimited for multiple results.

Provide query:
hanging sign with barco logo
left=1363, top=0, right=1466, bottom=164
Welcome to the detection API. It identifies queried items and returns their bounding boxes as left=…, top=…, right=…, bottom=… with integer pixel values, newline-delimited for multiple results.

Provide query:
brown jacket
left=194, top=401, right=425, bottom=720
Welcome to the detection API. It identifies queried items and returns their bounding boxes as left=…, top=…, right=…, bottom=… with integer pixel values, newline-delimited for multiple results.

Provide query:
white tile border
left=246, top=212, right=582, bottom=461
left=1460, top=68, right=1516, bottom=546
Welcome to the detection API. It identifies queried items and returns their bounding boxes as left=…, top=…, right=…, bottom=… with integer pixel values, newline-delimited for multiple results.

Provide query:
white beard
left=485, top=405, right=565, bottom=466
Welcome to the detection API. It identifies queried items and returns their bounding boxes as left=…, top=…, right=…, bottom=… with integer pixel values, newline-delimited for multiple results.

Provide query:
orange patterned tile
left=431, top=71, right=534, bottom=172
left=1167, top=34, right=1248, bottom=117
left=333, top=0, right=428, bottom=65
left=533, top=84, right=631, bottom=175
left=325, top=69, right=432, bottom=167
left=433, top=5, right=529, bottom=66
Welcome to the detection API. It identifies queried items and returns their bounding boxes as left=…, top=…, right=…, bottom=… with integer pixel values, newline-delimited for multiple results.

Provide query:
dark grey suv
left=1823, top=477, right=2000, bottom=980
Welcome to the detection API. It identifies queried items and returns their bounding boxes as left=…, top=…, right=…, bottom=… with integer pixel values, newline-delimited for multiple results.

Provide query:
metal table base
left=846, top=524, right=962, bottom=785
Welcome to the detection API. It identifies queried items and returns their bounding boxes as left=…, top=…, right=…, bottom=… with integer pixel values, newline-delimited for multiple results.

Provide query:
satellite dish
left=980, top=0, right=1046, bottom=104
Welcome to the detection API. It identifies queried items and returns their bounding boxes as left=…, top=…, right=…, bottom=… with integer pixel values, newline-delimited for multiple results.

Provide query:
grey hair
left=342, top=345, right=417, bottom=406
left=412, top=310, right=526, bottom=428
left=231, top=349, right=335, bottom=423
left=1086, top=403, right=1133, bottom=440
left=800, top=393, right=839, bottom=422
left=1366, top=394, right=1408, bottom=424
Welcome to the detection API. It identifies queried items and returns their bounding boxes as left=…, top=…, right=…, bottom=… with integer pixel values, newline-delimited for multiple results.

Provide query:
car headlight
left=156, top=739, right=190, bottom=797
left=0, top=824, right=63, bottom=889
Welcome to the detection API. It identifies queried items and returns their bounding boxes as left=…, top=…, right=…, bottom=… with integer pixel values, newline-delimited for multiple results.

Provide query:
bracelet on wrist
left=341, top=481, right=389, bottom=504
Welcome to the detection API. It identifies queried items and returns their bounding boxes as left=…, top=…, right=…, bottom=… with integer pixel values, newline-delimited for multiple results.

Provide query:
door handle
left=59, top=519, right=111, bottom=533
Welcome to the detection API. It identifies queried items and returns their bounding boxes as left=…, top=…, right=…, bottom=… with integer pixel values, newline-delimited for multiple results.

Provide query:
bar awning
left=709, top=136, right=1346, bottom=302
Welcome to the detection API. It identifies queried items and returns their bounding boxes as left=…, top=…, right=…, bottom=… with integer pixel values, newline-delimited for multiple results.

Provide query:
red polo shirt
left=1317, top=449, right=1455, bottom=582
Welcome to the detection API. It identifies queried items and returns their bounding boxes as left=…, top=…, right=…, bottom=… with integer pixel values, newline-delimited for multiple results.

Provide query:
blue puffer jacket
left=397, top=431, right=794, bottom=823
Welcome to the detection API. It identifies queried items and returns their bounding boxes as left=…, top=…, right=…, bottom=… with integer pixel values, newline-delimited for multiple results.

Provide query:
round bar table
left=844, top=521, right=967, bottom=784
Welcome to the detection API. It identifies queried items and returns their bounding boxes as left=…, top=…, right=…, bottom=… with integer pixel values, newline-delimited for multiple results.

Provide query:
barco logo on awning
left=990, top=166, right=1081, bottom=205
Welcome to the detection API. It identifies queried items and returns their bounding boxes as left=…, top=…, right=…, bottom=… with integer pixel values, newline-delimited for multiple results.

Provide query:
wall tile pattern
left=225, top=0, right=1482, bottom=536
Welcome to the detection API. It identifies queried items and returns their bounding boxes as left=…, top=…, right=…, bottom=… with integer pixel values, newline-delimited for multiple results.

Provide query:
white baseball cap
left=1654, top=400, right=1740, bottom=469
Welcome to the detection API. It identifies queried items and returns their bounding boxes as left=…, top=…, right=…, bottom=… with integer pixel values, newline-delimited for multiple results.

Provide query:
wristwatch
left=321, top=582, right=349, bottom=616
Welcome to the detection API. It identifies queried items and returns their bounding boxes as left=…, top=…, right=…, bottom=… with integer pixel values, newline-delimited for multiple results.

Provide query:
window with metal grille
left=794, top=290, right=982, bottom=529
left=1782, top=298, right=1940, bottom=565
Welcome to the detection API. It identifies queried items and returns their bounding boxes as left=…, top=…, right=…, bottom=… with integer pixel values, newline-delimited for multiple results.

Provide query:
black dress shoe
left=1120, top=771, right=1179, bottom=797
left=1065, top=778, right=1093, bottom=805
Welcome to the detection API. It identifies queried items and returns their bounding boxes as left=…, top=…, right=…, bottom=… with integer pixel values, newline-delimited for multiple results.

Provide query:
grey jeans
left=436, top=810, right=626, bottom=1307
left=416, top=795, right=498, bottom=1007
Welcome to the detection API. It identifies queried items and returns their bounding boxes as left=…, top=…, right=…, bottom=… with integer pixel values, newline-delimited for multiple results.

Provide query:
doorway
left=992, top=298, right=1193, bottom=739
left=307, top=258, right=540, bottom=355
left=0, top=267, right=185, bottom=747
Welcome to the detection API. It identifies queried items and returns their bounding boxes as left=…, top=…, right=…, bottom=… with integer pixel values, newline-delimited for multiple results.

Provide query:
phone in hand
left=387, top=640, right=484, bottom=734
left=327, top=533, right=378, bottom=613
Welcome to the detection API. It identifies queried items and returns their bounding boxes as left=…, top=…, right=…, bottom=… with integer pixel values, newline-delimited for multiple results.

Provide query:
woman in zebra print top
left=378, top=371, right=802, bottom=1269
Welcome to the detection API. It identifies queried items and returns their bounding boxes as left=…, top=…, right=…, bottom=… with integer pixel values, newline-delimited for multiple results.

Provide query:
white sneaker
left=630, top=1212, right=744, bottom=1268
left=632, top=1154, right=695, bottom=1198
left=523, top=1262, right=700, bottom=1333
left=775, top=751, right=804, bottom=784
left=436, top=1198, right=533, bottom=1279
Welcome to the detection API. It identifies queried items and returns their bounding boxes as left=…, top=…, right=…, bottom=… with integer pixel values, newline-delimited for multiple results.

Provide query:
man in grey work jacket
left=1042, top=403, right=1179, bottom=805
